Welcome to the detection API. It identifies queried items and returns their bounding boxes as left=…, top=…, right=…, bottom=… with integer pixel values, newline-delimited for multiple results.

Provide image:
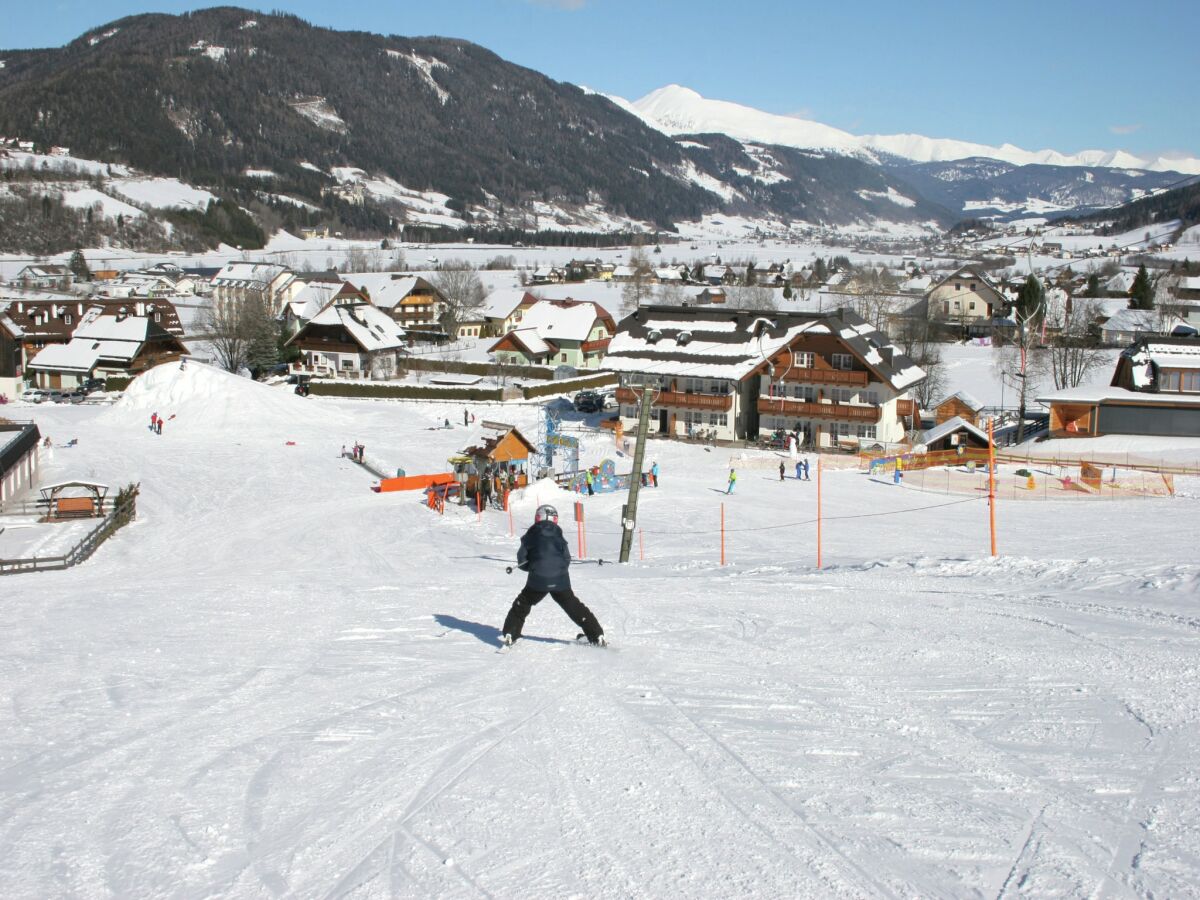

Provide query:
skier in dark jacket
left=501, top=504, right=605, bottom=647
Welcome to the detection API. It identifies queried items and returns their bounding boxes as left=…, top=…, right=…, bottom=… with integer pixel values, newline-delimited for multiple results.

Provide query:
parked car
left=600, top=390, right=618, bottom=410
left=81, top=378, right=106, bottom=394
left=61, top=389, right=87, bottom=403
left=19, top=388, right=47, bottom=404
left=573, top=391, right=602, bottom=413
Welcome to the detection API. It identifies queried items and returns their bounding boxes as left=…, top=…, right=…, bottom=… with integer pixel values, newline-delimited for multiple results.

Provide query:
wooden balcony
left=616, top=386, right=733, bottom=411
left=780, top=367, right=869, bottom=387
left=581, top=337, right=611, bottom=353
left=756, top=397, right=881, bottom=422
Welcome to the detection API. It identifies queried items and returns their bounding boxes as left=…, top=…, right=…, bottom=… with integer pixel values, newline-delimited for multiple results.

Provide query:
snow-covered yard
left=1, top=363, right=1198, bottom=897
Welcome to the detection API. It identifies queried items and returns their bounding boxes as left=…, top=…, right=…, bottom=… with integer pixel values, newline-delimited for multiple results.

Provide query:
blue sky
left=3, top=0, right=1198, bottom=159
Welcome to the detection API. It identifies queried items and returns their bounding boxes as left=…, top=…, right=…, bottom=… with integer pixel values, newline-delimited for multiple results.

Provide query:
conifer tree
left=1128, top=264, right=1154, bottom=310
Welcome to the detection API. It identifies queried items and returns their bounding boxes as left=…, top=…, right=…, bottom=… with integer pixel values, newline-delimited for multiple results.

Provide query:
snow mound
left=107, top=362, right=324, bottom=433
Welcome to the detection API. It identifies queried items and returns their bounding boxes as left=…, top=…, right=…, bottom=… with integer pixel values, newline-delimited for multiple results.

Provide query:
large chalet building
left=926, top=264, right=1005, bottom=332
left=342, top=274, right=449, bottom=341
left=603, top=306, right=925, bottom=448
left=286, top=284, right=409, bottom=380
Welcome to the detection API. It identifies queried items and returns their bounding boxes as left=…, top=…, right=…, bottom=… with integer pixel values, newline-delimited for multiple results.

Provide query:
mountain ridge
left=628, top=84, right=1200, bottom=176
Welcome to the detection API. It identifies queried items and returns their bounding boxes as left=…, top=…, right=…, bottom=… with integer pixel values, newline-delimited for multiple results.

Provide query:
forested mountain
left=0, top=7, right=947, bottom=251
left=1061, top=179, right=1200, bottom=236
left=884, top=157, right=1187, bottom=223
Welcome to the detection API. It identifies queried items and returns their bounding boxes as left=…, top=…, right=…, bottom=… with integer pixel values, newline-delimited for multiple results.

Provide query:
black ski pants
left=503, top=586, right=603, bottom=642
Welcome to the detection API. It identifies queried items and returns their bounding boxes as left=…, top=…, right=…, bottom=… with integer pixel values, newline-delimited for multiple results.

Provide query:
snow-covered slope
left=631, top=85, right=1200, bottom=175
left=2, top=362, right=1199, bottom=896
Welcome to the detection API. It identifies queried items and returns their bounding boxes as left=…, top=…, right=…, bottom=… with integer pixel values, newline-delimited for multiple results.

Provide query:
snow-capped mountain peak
left=629, top=84, right=1200, bottom=175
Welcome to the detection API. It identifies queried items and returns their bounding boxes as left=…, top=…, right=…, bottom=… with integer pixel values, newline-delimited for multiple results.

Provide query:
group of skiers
left=344, top=442, right=365, bottom=462
left=148, top=413, right=166, bottom=435
left=779, top=458, right=812, bottom=481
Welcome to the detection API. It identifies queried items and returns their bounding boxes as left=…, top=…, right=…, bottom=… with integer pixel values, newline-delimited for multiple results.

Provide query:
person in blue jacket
left=501, top=505, right=605, bottom=646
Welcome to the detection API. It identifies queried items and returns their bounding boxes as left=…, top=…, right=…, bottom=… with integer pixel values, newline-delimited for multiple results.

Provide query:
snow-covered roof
left=1037, top=385, right=1200, bottom=407
left=342, top=274, right=441, bottom=311
left=29, top=338, right=139, bottom=373
left=286, top=282, right=341, bottom=322
left=1180, top=276, right=1200, bottom=291
left=212, top=262, right=288, bottom=287
left=481, top=289, right=535, bottom=321
left=491, top=328, right=552, bottom=356
left=605, top=305, right=924, bottom=389
left=921, top=416, right=989, bottom=447
left=306, top=300, right=407, bottom=351
left=939, top=390, right=984, bottom=412
left=515, top=300, right=608, bottom=343
left=73, top=305, right=153, bottom=342
left=1102, top=308, right=1191, bottom=336
left=1106, top=271, right=1137, bottom=292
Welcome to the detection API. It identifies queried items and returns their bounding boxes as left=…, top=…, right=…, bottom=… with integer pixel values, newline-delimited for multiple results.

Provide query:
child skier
left=501, top=505, right=605, bottom=647
left=726, top=468, right=737, bottom=493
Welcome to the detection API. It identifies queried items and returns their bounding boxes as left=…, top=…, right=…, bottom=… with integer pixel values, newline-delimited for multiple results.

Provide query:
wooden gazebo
left=38, top=480, right=108, bottom=520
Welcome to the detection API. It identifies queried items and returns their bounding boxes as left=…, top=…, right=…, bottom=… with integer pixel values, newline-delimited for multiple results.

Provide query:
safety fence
left=0, top=486, right=138, bottom=575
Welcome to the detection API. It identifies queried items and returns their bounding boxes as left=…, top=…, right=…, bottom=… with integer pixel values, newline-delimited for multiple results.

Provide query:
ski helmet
left=534, top=504, right=559, bottom=523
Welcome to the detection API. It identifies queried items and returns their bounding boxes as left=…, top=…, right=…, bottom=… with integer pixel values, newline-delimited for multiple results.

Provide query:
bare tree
left=432, top=260, right=486, bottom=334
left=726, top=284, right=777, bottom=310
left=658, top=281, right=687, bottom=306
left=620, top=247, right=654, bottom=314
left=199, top=295, right=278, bottom=374
left=1043, top=297, right=1108, bottom=390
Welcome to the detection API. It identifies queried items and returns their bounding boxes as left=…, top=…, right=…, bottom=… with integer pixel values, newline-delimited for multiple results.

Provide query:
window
left=708, top=412, right=728, bottom=426
left=955, top=283, right=962, bottom=291
left=969, top=301, right=976, bottom=312
left=943, top=302, right=950, bottom=315
left=1183, top=371, right=1200, bottom=392
left=64, top=315, right=72, bottom=325
left=831, top=353, right=853, bottom=370
left=560, top=353, right=568, bottom=362
left=1161, top=371, right=1181, bottom=391
left=857, top=425, right=877, bottom=439
left=795, top=351, right=814, bottom=368
left=791, top=384, right=815, bottom=402
left=622, top=406, right=637, bottom=418
left=970, top=283, right=977, bottom=291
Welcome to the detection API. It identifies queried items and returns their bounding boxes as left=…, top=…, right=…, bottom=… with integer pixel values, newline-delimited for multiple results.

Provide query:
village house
left=0, top=308, right=22, bottom=400
left=488, top=299, right=616, bottom=369
left=281, top=278, right=344, bottom=336
left=0, top=422, right=42, bottom=505
left=1038, top=335, right=1200, bottom=438
left=286, top=284, right=409, bottom=380
left=26, top=305, right=189, bottom=389
left=342, top=274, right=449, bottom=341
left=604, top=305, right=925, bottom=448
left=926, top=265, right=1006, bottom=332
left=1100, top=307, right=1195, bottom=345
left=479, top=289, right=538, bottom=337
left=210, top=262, right=294, bottom=315
left=14, top=265, right=72, bottom=290
left=529, top=266, right=565, bottom=285
left=1, top=297, right=184, bottom=373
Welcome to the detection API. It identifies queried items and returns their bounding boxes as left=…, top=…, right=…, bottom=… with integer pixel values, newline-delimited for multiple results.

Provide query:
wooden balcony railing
left=779, top=367, right=869, bottom=387
left=616, top=386, right=733, bottom=411
left=581, top=337, right=611, bottom=353
left=756, top=397, right=881, bottom=422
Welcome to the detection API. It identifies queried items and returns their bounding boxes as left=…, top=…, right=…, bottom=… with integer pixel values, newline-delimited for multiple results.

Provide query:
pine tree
left=1015, top=274, right=1044, bottom=322
left=68, top=248, right=91, bottom=281
left=1086, top=272, right=1101, bottom=298
left=1128, top=264, right=1154, bottom=310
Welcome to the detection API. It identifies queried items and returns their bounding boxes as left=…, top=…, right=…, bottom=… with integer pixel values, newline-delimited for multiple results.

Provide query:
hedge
left=308, top=382, right=504, bottom=402
left=521, top=371, right=617, bottom=400
left=400, top=357, right=556, bottom=380
left=105, top=377, right=132, bottom=392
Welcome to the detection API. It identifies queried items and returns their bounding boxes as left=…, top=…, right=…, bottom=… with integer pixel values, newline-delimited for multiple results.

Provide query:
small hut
left=455, top=422, right=536, bottom=498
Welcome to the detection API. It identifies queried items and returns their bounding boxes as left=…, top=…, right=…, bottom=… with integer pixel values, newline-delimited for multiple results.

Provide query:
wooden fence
left=0, top=492, right=138, bottom=575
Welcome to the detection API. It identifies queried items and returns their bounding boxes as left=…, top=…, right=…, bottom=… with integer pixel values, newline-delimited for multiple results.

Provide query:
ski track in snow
left=2, top=367, right=1200, bottom=898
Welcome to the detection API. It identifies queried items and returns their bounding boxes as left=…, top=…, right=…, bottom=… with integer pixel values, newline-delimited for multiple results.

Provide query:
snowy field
left=2, top=363, right=1199, bottom=898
